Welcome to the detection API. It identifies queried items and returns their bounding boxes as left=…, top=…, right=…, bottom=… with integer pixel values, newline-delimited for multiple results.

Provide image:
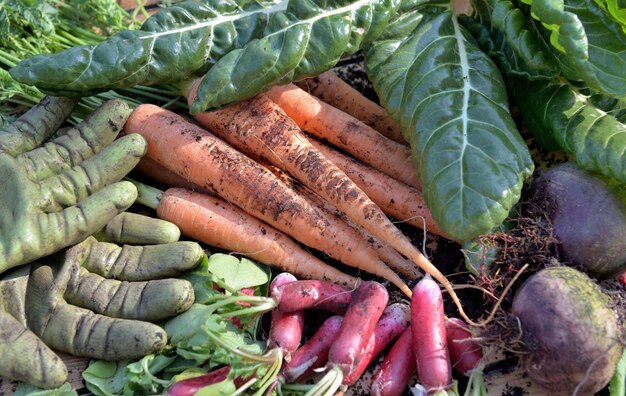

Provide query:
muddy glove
left=0, top=212, right=203, bottom=389
left=0, top=95, right=146, bottom=274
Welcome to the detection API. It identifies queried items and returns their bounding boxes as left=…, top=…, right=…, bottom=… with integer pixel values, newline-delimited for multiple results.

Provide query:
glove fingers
left=83, top=241, right=204, bottom=281
left=93, top=212, right=181, bottom=245
left=35, top=302, right=167, bottom=361
left=17, top=99, right=131, bottom=181
left=35, top=182, right=137, bottom=259
left=38, top=133, right=146, bottom=212
left=66, top=269, right=194, bottom=321
left=0, top=96, right=78, bottom=157
left=0, top=310, right=68, bottom=389
left=26, top=264, right=167, bottom=361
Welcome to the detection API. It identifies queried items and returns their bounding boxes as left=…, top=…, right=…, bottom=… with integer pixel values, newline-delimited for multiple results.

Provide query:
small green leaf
left=13, top=382, right=77, bottom=396
left=206, top=253, right=270, bottom=292
left=194, top=379, right=238, bottom=396
left=83, top=360, right=128, bottom=396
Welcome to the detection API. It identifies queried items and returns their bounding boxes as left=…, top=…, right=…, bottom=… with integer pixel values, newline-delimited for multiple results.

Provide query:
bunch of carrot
left=123, top=70, right=476, bottom=324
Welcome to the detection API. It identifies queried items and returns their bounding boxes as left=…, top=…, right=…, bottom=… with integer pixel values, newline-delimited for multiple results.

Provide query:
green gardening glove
left=0, top=95, right=146, bottom=274
left=0, top=212, right=204, bottom=390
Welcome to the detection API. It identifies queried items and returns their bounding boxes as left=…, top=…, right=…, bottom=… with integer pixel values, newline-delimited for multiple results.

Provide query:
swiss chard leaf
left=523, top=0, right=626, bottom=96
left=365, top=0, right=533, bottom=241
left=10, top=0, right=288, bottom=96
left=190, top=0, right=401, bottom=113
left=510, top=76, right=626, bottom=184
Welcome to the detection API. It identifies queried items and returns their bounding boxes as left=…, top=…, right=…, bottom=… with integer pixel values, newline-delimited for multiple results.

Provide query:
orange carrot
left=187, top=89, right=472, bottom=324
left=133, top=157, right=212, bottom=194
left=123, top=104, right=411, bottom=296
left=308, top=137, right=448, bottom=239
left=265, top=83, right=421, bottom=189
left=189, top=91, right=423, bottom=280
left=133, top=184, right=360, bottom=288
left=274, top=167, right=421, bottom=279
left=296, top=71, right=406, bottom=144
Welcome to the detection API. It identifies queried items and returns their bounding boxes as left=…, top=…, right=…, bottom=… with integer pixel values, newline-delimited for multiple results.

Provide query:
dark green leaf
left=511, top=76, right=626, bottom=184
left=190, top=0, right=401, bottom=112
left=10, top=0, right=287, bottom=96
left=365, top=0, right=533, bottom=241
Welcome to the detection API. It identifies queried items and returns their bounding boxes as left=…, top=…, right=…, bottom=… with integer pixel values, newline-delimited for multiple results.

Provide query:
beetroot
left=511, top=266, right=623, bottom=394
left=530, top=162, right=626, bottom=278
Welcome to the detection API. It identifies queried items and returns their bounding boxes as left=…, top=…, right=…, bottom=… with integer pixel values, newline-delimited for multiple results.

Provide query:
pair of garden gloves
left=0, top=96, right=204, bottom=389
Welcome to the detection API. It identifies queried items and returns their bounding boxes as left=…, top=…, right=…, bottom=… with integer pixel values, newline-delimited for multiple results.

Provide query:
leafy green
left=365, top=0, right=534, bottom=241
left=610, top=348, right=626, bottom=396
left=510, top=77, right=626, bottom=183
left=12, top=382, right=77, bottom=396
left=10, top=0, right=291, bottom=96
left=82, top=254, right=274, bottom=395
left=190, top=0, right=402, bottom=113
left=522, top=0, right=626, bottom=96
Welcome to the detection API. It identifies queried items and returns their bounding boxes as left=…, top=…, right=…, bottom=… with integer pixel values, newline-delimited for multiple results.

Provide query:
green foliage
left=365, top=0, right=534, bottom=241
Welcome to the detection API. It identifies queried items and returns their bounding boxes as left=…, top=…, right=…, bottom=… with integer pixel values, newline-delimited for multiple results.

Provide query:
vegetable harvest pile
left=0, top=0, right=625, bottom=395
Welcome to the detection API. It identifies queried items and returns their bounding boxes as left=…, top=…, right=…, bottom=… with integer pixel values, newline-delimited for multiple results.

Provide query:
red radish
left=268, top=273, right=305, bottom=355
left=329, top=281, right=389, bottom=373
left=343, top=302, right=410, bottom=385
left=307, top=281, right=389, bottom=394
left=279, top=315, right=344, bottom=383
left=445, top=317, right=483, bottom=376
left=370, top=327, right=416, bottom=396
left=619, top=269, right=626, bottom=285
left=165, top=366, right=230, bottom=396
left=411, top=276, right=453, bottom=395
left=272, top=279, right=355, bottom=314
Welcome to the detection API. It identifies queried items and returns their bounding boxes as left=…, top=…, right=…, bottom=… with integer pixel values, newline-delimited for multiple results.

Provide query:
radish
left=410, top=276, right=454, bottom=396
left=272, top=279, right=355, bottom=314
left=165, top=366, right=231, bottom=396
left=445, top=317, right=483, bottom=377
left=267, top=273, right=305, bottom=355
left=511, top=266, right=623, bottom=394
left=279, top=315, right=344, bottom=383
left=370, top=327, right=416, bottom=396
left=343, top=302, right=410, bottom=385
left=305, top=281, right=389, bottom=395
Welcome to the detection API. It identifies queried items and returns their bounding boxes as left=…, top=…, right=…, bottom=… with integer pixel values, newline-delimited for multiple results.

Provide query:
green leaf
left=83, top=360, right=129, bottom=396
left=365, top=0, right=534, bottom=241
left=13, top=382, right=77, bottom=396
left=194, top=379, right=238, bottom=396
left=524, top=0, right=626, bottom=96
left=206, top=253, right=270, bottom=292
left=10, top=0, right=289, bottom=96
left=510, top=76, right=626, bottom=184
left=190, top=0, right=402, bottom=113
left=610, top=348, right=626, bottom=396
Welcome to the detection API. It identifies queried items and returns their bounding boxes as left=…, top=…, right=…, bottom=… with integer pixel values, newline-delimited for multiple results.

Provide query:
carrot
left=370, top=327, right=417, bottom=396
left=295, top=71, right=406, bottom=144
left=265, top=83, right=420, bottom=189
left=274, top=167, right=420, bottom=279
left=188, top=92, right=474, bottom=321
left=132, top=182, right=360, bottom=289
left=411, top=276, right=453, bottom=396
left=133, top=156, right=212, bottom=194
left=308, top=137, right=447, bottom=238
left=124, top=104, right=410, bottom=296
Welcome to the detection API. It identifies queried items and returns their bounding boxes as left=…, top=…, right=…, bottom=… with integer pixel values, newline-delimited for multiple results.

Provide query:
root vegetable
left=267, top=273, right=305, bottom=355
left=271, top=279, right=355, bottom=314
left=123, top=104, right=410, bottom=296
left=370, top=327, right=416, bottom=396
left=529, top=162, right=626, bottom=278
left=511, top=266, right=623, bottom=394
left=445, top=317, right=483, bottom=377
left=411, top=276, right=453, bottom=395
